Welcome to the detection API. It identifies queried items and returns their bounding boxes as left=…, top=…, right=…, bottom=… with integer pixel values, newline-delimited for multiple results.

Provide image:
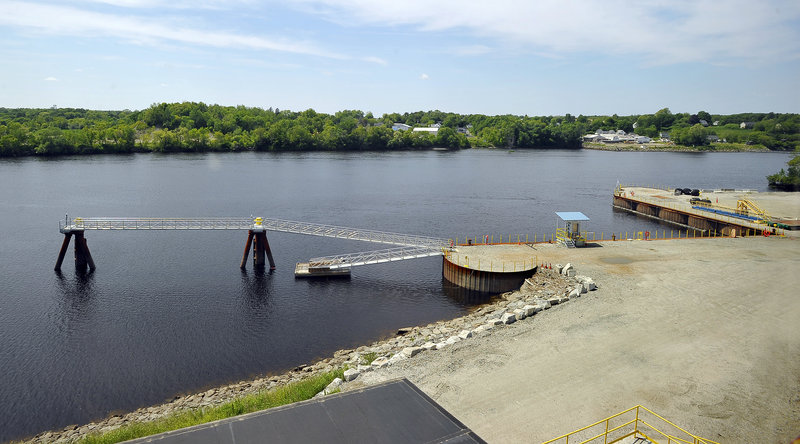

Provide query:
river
left=0, top=148, right=791, bottom=441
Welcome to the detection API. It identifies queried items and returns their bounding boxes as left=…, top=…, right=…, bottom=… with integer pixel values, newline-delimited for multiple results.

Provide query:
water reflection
left=239, top=268, right=274, bottom=310
left=54, top=269, right=96, bottom=301
left=441, top=278, right=498, bottom=305
left=52, top=270, right=97, bottom=335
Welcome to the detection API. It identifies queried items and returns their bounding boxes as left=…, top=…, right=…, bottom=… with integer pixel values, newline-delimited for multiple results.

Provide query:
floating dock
left=613, top=186, right=800, bottom=235
left=294, top=262, right=351, bottom=278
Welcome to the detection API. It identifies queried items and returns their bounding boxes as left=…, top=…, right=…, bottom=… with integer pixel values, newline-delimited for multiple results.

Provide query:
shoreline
left=0, top=144, right=788, bottom=160
left=582, top=142, right=773, bottom=153
left=22, top=262, right=587, bottom=443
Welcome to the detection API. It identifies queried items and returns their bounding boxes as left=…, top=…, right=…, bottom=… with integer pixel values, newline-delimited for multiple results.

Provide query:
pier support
left=54, top=230, right=95, bottom=273
left=242, top=230, right=276, bottom=270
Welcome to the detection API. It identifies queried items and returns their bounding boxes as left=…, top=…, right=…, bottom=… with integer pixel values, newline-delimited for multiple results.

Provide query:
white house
left=635, top=136, right=651, bottom=143
left=412, top=127, right=439, bottom=135
left=392, top=123, right=411, bottom=131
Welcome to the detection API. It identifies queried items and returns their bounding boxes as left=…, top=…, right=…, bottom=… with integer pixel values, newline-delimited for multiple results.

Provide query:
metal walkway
left=60, top=217, right=449, bottom=249
left=58, top=216, right=451, bottom=271
left=309, top=246, right=444, bottom=269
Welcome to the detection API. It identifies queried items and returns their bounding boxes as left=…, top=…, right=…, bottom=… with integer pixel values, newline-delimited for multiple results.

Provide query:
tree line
left=0, top=103, right=797, bottom=157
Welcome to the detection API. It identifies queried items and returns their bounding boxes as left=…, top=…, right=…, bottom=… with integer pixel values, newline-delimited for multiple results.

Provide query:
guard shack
left=555, top=211, right=590, bottom=248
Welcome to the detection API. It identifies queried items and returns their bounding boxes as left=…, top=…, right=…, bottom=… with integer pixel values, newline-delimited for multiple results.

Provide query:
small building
left=635, top=136, right=651, bottom=143
left=555, top=212, right=590, bottom=248
left=412, top=127, right=439, bottom=135
left=659, top=131, right=671, bottom=141
left=699, top=119, right=709, bottom=127
left=392, top=123, right=411, bottom=131
left=706, top=134, right=719, bottom=142
left=740, top=122, right=755, bottom=129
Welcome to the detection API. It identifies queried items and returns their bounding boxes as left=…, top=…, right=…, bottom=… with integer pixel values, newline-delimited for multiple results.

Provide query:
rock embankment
left=26, top=265, right=597, bottom=444
left=321, top=264, right=598, bottom=388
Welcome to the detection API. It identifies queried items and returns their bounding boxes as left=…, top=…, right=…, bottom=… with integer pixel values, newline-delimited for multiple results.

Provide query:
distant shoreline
left=0, top=144, right=787, bottom=160
left=582, top=142, right=773, bottom=153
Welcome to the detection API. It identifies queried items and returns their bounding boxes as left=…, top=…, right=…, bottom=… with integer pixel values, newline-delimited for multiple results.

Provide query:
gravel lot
left=354, top=237, right=800, bottom=443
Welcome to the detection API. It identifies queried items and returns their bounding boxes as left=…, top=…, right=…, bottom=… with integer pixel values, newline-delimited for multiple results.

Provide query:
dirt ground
left=355, top=237, right=800, bottom=443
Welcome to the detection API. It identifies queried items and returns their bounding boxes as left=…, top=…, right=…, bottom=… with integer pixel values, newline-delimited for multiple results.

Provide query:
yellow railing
left=542, top=405, right=720, bottom=444
left=442, top=249, right=537, bottom=273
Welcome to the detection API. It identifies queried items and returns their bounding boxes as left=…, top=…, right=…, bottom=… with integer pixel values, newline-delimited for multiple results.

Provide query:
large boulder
left=501, top=312, right=517, bottom=324
left=323, top=377, right=343, bottom=395
left=388, top=353, right=407, bottom=365
left=343, top=368, right=360, bottom=382
left=401, top=346, right=423, bottom=358
left=445, top=335, right=462, bottom=345
left=371, top=356, right=390, bottom=369
left=522, top=305, right=537, bottom=317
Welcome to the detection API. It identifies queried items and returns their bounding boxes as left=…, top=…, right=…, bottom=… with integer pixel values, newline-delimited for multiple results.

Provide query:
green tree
left=767, top=155, right=800, bottom=190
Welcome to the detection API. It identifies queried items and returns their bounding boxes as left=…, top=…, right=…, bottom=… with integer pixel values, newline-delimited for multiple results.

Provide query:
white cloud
left=419, top=73, right=429, bottom=80
left=289, top=0, right=800, bottom=65
left=363, top=56, right=387, bottom=65
left=44, top=76, right=58, bottom=81
left=0, top=1, right=344, bottom=58
left=76, top=0, right=254, bottom=10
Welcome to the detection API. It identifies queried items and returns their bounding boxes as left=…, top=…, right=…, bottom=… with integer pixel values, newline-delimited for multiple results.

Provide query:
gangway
left=309, top=246, right=443, bottom=269
left=737, top=199, right=771, bottom=223
left=56, top=216, right=452, bottom=274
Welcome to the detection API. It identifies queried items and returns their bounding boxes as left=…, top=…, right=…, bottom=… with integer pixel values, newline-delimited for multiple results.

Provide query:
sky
left=1, top=0, right=799, bottom=116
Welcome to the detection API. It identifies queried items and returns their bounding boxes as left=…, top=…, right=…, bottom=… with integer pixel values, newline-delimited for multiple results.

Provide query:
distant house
left=412, top=127, right=439, bottom=135
left=713, top=121, right=720, bottom=126
left=456, top=127, right=470, bottom=135
left=740, top=122, right=755, bottom=129
left=392, top=123, right=411, bottom=131
left=706, top=135, right=720, bottom=142
left=699, top=120, right=709, bottom=127
left=583, top=134, right=603, bottom=142
left=635, top=136, right=651, bottom=143
left=659, top=132, right=670, bottom=141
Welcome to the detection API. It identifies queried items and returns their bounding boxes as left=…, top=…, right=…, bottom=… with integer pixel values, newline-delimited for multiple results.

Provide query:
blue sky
left=1, top=0, right=799, bottom=116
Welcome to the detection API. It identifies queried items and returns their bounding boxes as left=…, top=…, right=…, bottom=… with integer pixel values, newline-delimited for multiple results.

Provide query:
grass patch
left=79, top=368, right=344, bottom=444
left=360, top=352, right=378, bottom=365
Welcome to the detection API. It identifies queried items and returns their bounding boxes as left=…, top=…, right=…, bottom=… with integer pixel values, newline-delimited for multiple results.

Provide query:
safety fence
left=442, top=249, right=537, bottom=273
left=541, top=405, right=720, bottom=444
left=453, top=226, right=775, bottom=248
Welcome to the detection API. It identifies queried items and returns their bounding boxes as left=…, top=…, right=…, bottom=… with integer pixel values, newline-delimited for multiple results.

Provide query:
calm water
left=0, top=149, right=791, bottom=441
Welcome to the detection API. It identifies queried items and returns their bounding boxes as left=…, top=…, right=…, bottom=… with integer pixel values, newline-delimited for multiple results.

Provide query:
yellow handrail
left=541, top=405, right=720, bottom=444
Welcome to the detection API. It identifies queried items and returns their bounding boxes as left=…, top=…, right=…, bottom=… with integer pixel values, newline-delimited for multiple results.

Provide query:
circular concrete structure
left=442, top=244, right=539, bottom=293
